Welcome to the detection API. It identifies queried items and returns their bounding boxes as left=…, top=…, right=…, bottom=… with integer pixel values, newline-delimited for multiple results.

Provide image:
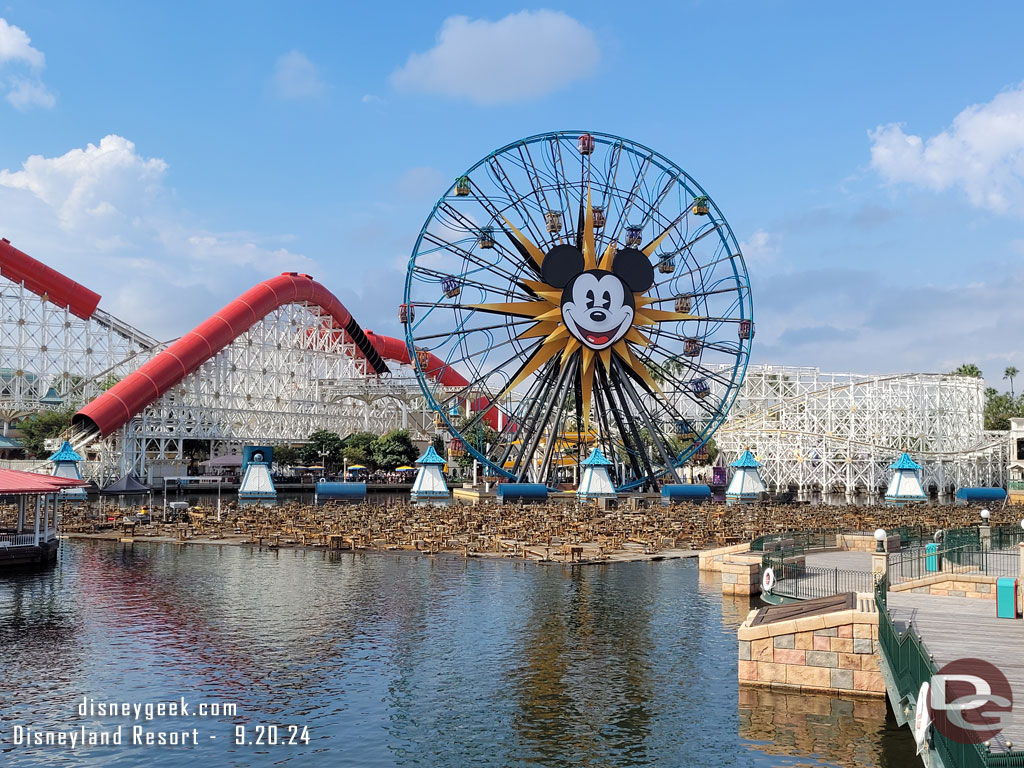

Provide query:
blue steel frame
left=403, top=130, right=753, bottom=490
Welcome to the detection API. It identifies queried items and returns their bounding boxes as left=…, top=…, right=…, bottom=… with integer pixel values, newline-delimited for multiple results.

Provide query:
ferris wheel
left=402, top=131, right=753, bottom=491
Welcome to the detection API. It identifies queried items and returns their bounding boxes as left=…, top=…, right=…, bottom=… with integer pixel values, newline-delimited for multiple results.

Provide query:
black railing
left=887, top=545, right=1019, bottom=587
left=763, top=555, right=875, bottom=601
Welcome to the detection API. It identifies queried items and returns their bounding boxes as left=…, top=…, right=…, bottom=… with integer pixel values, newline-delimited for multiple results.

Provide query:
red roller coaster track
left=0, top=238, right=495, bottom=439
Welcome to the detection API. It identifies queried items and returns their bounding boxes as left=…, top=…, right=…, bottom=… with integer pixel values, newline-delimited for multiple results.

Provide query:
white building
left=412, top=445, right=450, bottom=501
left=726, top=450, right=765, bottom=504
left=884, top=453, right=926, bottom=505
left=1009, top=418, right=1024, bottom=504
left=49, top=440, right=87, bottom=501
left=577, top=448, right=616, bottom=500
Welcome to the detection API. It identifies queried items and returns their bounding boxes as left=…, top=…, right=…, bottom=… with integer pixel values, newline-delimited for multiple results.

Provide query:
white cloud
left=6, top=75, right=55, bottom=109
left=0, top=17, right=44, bottom=67
left=0, top=135, right=316, bottom=338
left=270, top=50, right=326, bottom=101
left=869, top=83, right=1024, bottom=214
left=739, top=229, right=780, bottom=264
left=390, top=10, right=599, bottom=104
left=0, top=17, right=54, bottom=111
left=361, top=93, right=383, bottom=104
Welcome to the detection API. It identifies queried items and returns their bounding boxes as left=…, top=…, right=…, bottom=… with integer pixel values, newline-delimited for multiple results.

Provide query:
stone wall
left=889, top=572, right=996, bottom=600
left=738, top=608, right=884, bottom=696
left=838, top=533, right=901, bottom=553
left=721, top=555, right=762, bottom=595
left=698, top=541, right=751, bottom=572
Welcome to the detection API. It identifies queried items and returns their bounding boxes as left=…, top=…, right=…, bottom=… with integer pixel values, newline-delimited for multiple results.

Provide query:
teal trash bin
left=996, top=577, right=1018, bottom=619
left=925, top=542, right=939, bottom=572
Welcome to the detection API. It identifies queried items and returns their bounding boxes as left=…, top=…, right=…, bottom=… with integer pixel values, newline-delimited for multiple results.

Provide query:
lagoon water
left=0, top=540, right=916, bottom=767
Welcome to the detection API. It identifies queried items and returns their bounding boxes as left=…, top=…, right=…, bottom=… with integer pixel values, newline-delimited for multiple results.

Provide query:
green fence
left=762, top=554, right=874, bottom=600
left=887, top=544, right=1019, bottom=586
left=875, top=576, right=1024, bottom=767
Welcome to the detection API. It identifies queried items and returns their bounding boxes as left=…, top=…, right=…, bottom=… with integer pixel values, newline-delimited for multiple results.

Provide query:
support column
left=16, top=496, right=25, bottom=533
left=33, top=495, right=41, bottom=545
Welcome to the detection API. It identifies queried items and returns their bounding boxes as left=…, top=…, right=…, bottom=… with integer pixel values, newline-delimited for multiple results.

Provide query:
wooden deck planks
left=888, top=593, right=1024, bottom=750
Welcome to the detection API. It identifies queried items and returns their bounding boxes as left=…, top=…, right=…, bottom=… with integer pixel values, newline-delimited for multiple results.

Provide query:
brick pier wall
left=738, top=609, right=884, bottom=696
left=889, top=572, right=996, bottom=600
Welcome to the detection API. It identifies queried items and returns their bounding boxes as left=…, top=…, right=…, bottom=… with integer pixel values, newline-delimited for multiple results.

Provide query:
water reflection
left=0, top=541, right=916, bottom=767
left=739, top=687, right=917, bottom=768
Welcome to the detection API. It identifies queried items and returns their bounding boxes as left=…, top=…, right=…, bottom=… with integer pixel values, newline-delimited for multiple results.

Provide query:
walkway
left=888, top=593, right=1024, bottom=753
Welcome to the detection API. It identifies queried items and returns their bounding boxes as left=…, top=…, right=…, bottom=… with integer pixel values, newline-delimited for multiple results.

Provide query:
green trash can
left=996, top=577, right=1018, bottom=619
left=925, top=542, right=939, bottom=572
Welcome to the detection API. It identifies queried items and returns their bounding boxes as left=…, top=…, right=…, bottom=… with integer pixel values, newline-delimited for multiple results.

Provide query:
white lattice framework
left=0, top=279, right=157, bottom=427
left=0, top=270, right=440, bottom=482
left=710, top=365, right=1007, bottom=495
left=112, top=302, right=436, bottom=480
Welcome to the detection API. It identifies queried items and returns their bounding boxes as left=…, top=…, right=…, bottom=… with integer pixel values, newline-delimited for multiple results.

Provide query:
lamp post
left=872, top=528, right=888, bottom=581
left=874, top=528, right=887, bottom=553
left=980, top=508, right=992, bottom=550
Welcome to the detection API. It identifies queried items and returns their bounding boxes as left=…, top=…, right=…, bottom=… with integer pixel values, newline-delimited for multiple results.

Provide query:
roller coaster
left=715, top=365, right=1008, bottom=497
left=0, top=238, right=470, bottom=481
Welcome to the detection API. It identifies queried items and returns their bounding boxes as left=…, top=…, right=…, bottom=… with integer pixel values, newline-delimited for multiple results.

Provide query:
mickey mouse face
left=541, top=243, right=655, bottom=351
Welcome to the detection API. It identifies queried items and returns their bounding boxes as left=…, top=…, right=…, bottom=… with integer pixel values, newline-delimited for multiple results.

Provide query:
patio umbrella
left=396, top=466, right=415, bottom=472
left=348, top=464, right=367, bottom=470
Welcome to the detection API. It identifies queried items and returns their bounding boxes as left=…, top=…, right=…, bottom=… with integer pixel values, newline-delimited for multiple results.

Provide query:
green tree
left=182, top=439, right=210, bottom=468
left=453, top=418, right=497, bottom=468
left=950, top=363, right=983, bottom=378
left=300, top=429, right=346, bottom=468
left=19, top=409, right=74, bottom=457
left=339, top=431, right=378, bottom=469
left=372, top=429, right=418, bottom=470
left=984, top=387, right=1024, bottom=431
left=1005, top=366, right=1019, bottom=397
left=272, top=445, right=300, bottom=467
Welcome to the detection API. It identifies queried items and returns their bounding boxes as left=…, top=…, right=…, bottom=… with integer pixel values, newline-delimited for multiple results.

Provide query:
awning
left=0, top=468, right=88, bottom=495
left=100, top=473, right=151, bottom=495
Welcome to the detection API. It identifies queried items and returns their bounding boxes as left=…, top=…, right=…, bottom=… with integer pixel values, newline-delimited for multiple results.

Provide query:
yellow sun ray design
left=468, top=187, right=694, bottom=412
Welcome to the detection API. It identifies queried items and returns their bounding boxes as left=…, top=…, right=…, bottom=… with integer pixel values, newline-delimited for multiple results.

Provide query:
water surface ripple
left=0, top=540, right=916, bottom=767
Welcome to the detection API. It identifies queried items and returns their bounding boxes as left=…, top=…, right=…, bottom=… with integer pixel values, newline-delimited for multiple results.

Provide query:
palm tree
left=1006, top=366, right=1020, bottom=397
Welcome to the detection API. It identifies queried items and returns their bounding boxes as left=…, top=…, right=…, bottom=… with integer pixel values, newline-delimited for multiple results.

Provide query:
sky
left=1, top=2, right=1023, bottom=386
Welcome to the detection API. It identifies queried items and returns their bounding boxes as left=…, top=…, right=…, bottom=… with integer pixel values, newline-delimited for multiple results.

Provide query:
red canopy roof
left=0, top=468, right=88, bottom=495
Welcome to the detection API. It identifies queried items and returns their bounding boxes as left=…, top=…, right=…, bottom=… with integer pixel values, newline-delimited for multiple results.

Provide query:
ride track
left=0, top=238, right=499, bottom=468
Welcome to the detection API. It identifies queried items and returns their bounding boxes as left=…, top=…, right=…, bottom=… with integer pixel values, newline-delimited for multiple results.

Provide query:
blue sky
left=1, top=2, right=1023, bottom=384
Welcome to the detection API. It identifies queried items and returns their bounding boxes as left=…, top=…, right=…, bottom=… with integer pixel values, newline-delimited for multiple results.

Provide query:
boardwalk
left=888, top=593, right=1024, bottom=752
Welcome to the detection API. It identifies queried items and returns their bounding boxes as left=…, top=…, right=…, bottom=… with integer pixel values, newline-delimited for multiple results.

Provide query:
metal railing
left=0, top=533, right=37, bottom=546
left=752, top=529, right=836, bottom=553
left=887, top=545, right=1019, bottom=587
left=991, top=525, right=1024, bottom=551
left=762, top=555, right=876, bottom=600
left=875, top=575, right=1024, bottom=768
